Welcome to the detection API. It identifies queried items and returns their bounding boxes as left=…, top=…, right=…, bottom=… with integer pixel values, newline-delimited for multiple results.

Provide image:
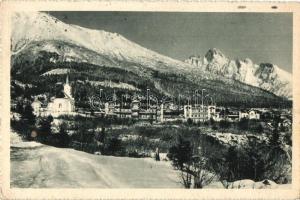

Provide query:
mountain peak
left=259, top=63, right=275, bottom=71
left=12, top=12, right=195, bottom=74
left=205, top=48, right=226, bottom=61
left=185, top=49, right=292, bottom=99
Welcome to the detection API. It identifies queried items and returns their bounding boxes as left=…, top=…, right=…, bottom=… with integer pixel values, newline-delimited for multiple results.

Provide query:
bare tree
left=180, top=170, right=192, bottom=188
left=168, top=136, right=215, bottom=189
left=191, top=155, right=215, bottom=188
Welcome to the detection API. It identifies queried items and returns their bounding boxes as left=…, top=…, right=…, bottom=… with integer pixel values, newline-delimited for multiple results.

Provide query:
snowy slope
left=12, top=12, right=194, bottom=74
left=41, top=68, right=71, bottom=76
left=254, top=63, right=292, bottom=98
left=185, top=48, right=292, bottom=99
left=11, top=136, right=182, bottom=188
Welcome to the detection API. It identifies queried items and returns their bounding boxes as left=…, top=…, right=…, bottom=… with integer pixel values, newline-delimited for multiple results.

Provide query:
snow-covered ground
left=10, top=132, right=291, bottom=189
left=10, top=132, right=182, bottom=188
left=89, top=80, right=140, bottom=91
left=13, top=80, right=34, bottom=89
left=41, top=68, right=71, bottom=76
left=205, top=132, right=268, bottom=146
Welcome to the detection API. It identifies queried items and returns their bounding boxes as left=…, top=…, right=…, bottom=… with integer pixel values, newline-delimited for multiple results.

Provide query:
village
left=27, top=76, right=292, bottom=129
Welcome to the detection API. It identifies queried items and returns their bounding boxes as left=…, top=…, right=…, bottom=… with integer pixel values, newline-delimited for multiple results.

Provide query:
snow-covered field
left=10, top=132, right=182, bottom=188
left=10, top=132, right=291, bottom=189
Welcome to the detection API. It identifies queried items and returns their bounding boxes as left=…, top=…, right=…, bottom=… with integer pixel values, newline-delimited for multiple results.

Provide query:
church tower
left=63, top=75, right=73, bottom=99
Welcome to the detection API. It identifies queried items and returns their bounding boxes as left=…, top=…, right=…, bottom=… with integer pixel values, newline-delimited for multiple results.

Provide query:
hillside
left=11, top=12, right=291, bottom=107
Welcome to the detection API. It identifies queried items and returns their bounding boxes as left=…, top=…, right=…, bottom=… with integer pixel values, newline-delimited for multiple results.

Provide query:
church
left=32, top=76, right=75, bottom=117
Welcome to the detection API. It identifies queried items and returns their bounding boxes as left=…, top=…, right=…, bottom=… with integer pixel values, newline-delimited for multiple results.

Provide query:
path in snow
left=10, top=132, right=182, bottom=188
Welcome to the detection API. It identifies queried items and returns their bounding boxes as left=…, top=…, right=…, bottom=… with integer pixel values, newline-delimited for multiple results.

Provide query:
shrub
left=212, top=137, right=291, bottom=186
left=186, top=118, right=193, bottom=126
left=219, top=120, right=230, bottom=132
left=238, top=118, right=249, bottom=130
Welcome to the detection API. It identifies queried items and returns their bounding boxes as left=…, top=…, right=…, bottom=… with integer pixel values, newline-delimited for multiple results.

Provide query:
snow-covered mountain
left=184, top=48, right=292, bottom=99
left=12, top=12, right=196, bottom=75
left=11, top=12, right=291, bottom=107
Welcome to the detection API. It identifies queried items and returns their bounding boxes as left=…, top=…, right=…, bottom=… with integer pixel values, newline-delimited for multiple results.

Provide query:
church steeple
left=63, top=75, right=73, bottom=99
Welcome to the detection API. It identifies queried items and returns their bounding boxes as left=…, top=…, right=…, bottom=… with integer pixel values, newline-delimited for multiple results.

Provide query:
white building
left=249, top=110, right=260, bottom=120
left=31, top=76, right=75, bottom=117
left=183, top=105, right=216, bottom=122
left=239, top=109, right=260, bottom=120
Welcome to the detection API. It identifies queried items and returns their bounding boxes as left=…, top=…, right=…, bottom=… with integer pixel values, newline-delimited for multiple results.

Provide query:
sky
left=49, top=12, right=293, bottom=73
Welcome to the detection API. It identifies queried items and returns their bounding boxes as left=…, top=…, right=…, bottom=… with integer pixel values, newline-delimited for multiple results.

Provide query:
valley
left=9, top=11, right=293, bottom=189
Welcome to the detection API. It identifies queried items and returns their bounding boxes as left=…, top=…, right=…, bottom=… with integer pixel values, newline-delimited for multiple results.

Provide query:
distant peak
left=209, top=48, right=224, bottom=54
left=259, top=63, right=274, bottom=68
left=244, top=58, right=253, bottom=64
left=205, top=48, right=226, bottom=61
left=259, top=63, right=275, bottom=72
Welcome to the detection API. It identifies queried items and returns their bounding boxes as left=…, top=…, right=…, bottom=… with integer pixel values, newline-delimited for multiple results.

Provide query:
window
left=59, top=103, right=62, bottom=108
